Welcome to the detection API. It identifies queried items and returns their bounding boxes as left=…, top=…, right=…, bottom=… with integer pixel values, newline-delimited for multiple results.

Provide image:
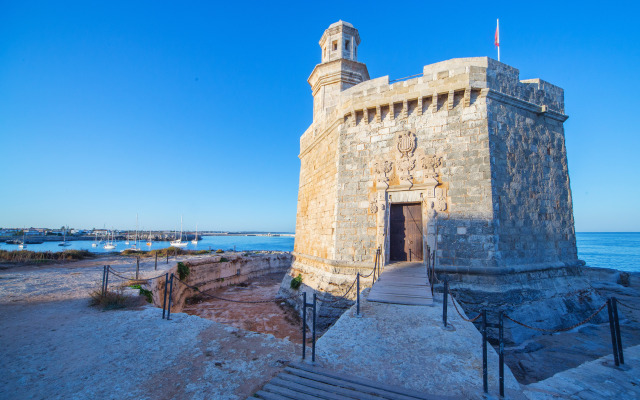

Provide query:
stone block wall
left=150, top=252, right=292, bottom=313
left=293, top=126, right=339, bottom=261
left=488, top=96, right=577, bottom=267
left=285, top=20, right=590, bottom=339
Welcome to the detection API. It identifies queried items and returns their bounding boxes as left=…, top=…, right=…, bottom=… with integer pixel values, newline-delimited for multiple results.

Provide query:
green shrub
left=219, top=257, right=228, bottom=263
left=89, top=288, right=145, bottom=310
left=121, top=249, right=144, bottom=256
left=127, top=284, right=152, bottom=303
left=0, top=249, right=93, bottom=263
left=216, top=249, right=224, bottom=253
left=177, top=262, right=190, bottom=280
left=290, top=274, right=303, bottom=290
left=139, top=288, right=153, bottom=303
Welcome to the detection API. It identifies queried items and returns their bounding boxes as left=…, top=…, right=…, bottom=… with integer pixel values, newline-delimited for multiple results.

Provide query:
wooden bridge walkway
left=251, top=362, right=451, bottom=400
left=366, top=262, right=433, bottom=306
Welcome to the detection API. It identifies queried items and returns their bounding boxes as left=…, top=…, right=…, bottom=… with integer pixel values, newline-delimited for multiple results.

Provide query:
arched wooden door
left=389, top=203, right=423, bottom=262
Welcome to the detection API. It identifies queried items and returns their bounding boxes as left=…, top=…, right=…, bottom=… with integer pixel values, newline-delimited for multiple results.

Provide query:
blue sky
left=1, top=1, right=638, bottom=232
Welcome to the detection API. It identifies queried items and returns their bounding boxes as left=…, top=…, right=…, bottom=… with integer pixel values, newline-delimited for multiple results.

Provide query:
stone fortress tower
left=281, top=21, right=601, bottom=339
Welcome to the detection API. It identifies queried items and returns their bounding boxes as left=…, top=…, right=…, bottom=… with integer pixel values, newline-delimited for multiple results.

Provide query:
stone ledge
left=435, top=260, right=583, bottom=276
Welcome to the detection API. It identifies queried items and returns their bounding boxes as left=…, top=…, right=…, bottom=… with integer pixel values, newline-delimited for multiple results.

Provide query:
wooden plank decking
left=251, top=362, right=452, bottom=400
left=366, top=262, right=433, bottom=306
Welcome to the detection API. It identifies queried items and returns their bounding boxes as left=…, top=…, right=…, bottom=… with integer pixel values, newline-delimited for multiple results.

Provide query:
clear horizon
left=1, top=1, right=638, bottom=232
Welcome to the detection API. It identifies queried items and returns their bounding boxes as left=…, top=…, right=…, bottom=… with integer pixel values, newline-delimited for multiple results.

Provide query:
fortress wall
left=488, top=97, right=577, bottom=267
left=332, top=83, right=497, bottom=267
left=285, top=20, right=595, bottom=340
left=295, top=57, right=574, bottom=276
left=294, top=125, right=340, bottom=261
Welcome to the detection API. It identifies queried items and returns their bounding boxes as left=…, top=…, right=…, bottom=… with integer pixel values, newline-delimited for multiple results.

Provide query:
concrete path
left=523, top=345, right=640, bottom=399
left=310, top=289, right=526, bottom=399
left=368, top=262, right=433, bottom=306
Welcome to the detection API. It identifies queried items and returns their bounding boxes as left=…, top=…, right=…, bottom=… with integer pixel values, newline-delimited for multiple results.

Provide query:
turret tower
left=308, top=21, right=369, bottom=120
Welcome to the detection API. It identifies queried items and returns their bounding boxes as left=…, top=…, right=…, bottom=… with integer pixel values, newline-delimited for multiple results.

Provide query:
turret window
left=345, top=40, right=350, bottom=50
left=332, top=41, right=337, bottom=51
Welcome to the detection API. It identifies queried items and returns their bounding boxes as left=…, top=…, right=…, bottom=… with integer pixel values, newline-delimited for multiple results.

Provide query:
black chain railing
left=439, top=277, right=628, bottom=397
left=100, top=264, right=169, bottom=297
left=616, top=298, right=640, bottom=311
left=173, top=275, right=302, bottom=304
left=107, top=266, right=167, bottom=282
left=301, top=246, right=381, bottom=361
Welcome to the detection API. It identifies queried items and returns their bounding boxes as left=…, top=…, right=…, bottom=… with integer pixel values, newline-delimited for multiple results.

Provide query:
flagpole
left=496, top=19, right=500, bottom=62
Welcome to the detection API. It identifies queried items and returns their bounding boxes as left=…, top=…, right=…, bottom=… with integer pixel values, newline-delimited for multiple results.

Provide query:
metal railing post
left=612, top=297, right=624, bottom=364
left=104, top=266, right=110, bottom=294
left=443, top=278, right=449, bottom=328
left=166, top=251, right=169, bottom=264
left=373, top=253, right=377, bottom=286
left=426, top=245, right=430, bottom=283
left=162, top=273, right=169, bottom=319
left=101, top=266, right=107, bottom=296
left=155, top=252, right=158, bottom=270
left=607, top=298, right=620, bottom=366
left=136, top=256, right=140, bottom=280
left=302, top=292, right=307, bottom=360
left=499, top=311, right=504, bottom=398
left=312, top=293, right=317, bottom=363
left=482, top=310, right=488, bottom=394
left=167, top=274, right=174, bottom=321
left=356, top=272, right=360, bottom=316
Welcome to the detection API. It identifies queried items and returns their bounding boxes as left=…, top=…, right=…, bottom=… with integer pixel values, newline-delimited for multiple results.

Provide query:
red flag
left=495, top=19, right=500, bottom=47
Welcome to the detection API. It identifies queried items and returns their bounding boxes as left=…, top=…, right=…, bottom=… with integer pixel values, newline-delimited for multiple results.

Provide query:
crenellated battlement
left=301, top=57, right=567, bottom=155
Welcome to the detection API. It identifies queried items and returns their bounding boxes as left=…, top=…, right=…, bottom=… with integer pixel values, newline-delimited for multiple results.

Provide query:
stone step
left=253, top=362, right=452, bottom=400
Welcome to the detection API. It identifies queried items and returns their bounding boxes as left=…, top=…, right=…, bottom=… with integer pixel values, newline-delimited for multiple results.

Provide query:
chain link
left=316, top=277, right=358, bottom=303
left=448, top=290, right=483, bottom=323
left=107, top=266, right=167, bottom=282
left=616, top=299, right=640, bottom=311
left=503, top=301, right=608, bottom=333
left=174, top=276, right=302, bottom=304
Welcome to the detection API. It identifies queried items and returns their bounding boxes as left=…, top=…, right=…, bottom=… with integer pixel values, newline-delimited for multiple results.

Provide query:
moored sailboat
left=18, top=230, right=27, bottom=249
left=58, top=227, right=71, bottom=247
left=170, top=216, right=188, bottom=247
left=103, top=230, right=116, bottom=250
left=191, top=224, right=199, bottom=245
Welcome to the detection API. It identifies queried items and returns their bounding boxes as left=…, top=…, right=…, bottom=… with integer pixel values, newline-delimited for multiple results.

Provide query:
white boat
left=124, top=214, right=139, bottom=251
left=191, top=224, right=199, bottom=245
left=58, top=227, right=71, bottom=247
left=146, top=229, right=152, bottom=246
left=170, top=216, right=188, bottom=247
left=18, top=230, right=27, bottom=249
left=103, top=230, right=116, bottom=250
left=92, top=232, right=98, bottom=248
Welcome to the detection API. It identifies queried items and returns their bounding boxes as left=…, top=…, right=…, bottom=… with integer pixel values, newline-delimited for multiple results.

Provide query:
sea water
left=576, top=232, right=640, bottom=273
left=2, top=233, right=638, bottom=273
left=0, top=235, right=295, bottom=254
